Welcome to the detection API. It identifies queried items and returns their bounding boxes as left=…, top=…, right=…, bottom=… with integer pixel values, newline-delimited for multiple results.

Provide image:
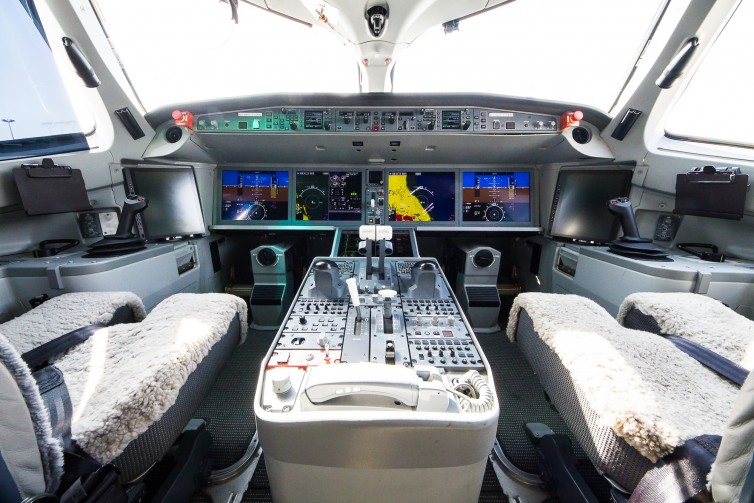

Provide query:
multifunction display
left=387, top=172, right=456, bottom=222
left=295, top=171, right=362, bottom=221
left=221, top=170, right=289, bottom=221
left=461, top=172, right=531, bottom=222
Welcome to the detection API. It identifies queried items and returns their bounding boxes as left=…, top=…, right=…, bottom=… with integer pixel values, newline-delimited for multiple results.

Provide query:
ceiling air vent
left=571, top=126, right=591, bottom=145
left=165, top=126, right=183, bottom=144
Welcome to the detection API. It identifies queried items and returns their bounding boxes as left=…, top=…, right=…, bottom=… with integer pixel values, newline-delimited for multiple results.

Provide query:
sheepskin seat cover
left=618, top=292, right=754, bottom=370
left=53, top=293, right=247, bottom=464
left=507, top=292, right=738, bottom=463
left=1, top=292, right=146, bottom=354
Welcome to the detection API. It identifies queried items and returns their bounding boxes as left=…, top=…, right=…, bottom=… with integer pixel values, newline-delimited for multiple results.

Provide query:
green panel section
left=196, top=109, right=301, bottom=132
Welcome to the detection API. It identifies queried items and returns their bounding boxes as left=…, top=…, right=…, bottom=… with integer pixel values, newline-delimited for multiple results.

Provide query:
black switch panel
left=78, top=212, right=103, bottom=238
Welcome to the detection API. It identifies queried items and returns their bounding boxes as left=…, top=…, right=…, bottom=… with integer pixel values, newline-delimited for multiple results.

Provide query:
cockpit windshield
left=94, top=0, right=667, bottom=113
left=393, top=0, right=667, bottom=113
left=94, top=0, right=359, bottom=110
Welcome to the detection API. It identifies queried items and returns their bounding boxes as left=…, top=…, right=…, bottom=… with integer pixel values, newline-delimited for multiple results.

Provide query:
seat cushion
left=1, top=292, right=146, bottom=354
left=507, top=293, right=738, bottom=466
left=516, top=310, right=654, bottom=490
left=618, top=292, right=754, bottom=370
left=114, top=315, right=241, bottom=481
left=53, top=293, right=247, bottom=465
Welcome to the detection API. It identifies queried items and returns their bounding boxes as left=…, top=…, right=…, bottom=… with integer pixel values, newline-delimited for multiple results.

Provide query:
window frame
left=0, top=0, right=93, bottom=161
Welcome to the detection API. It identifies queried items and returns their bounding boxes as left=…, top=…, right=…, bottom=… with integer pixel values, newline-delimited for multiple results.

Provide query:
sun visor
left=13, top=158, right=92, bottom=215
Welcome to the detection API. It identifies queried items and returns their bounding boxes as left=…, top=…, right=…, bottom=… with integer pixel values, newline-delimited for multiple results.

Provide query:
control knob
left=269, top=368, right=292, bottom=395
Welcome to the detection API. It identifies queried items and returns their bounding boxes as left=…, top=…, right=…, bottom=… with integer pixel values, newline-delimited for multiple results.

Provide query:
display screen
left=549, top=169, right=633, bottom=244
left=124, top=167, right=205, bottom=240
left=441, top=110, right=461, bottom=130
left=387, top=171, right=456, bottom=222
left=461, top=172, right=531, bottom=222
left=220, top=170, right=289, bottom=221
left=295, top=171, right=362, bottom=221
left=337, top=229, right=414, bottom=257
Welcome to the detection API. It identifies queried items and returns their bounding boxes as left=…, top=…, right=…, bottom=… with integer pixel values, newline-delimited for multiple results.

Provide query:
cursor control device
left=607, top=197, right=650, bottom=243
left=607, top=197, right=669, bottom=260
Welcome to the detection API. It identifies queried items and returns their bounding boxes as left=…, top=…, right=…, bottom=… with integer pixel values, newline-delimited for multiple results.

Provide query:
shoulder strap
left=21, top=324, right=104, bottom=371
left=629, top=435, right=719, bottom=503
left=665, top=335, right=749, bottom=387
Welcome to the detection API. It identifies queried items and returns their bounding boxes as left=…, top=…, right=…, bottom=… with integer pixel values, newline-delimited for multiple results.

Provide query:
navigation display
left=221, top=170, right=289, bottom=221
left=461, top=172, right=531, bottom=222
left=387, top=171, right=455, bottom=222
left=295, top=171, right=362, bottom=221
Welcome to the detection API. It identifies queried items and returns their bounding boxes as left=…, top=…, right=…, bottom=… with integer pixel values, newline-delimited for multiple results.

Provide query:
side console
left=254, top=253, right=499, bottom=503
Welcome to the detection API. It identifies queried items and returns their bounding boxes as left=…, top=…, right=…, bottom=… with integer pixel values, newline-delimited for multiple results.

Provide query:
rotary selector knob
left=269, top=368, right=292, bottom=394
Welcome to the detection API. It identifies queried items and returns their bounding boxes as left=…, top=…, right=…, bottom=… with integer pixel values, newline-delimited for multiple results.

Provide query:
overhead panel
left=195, top=107, right=559, bottom=135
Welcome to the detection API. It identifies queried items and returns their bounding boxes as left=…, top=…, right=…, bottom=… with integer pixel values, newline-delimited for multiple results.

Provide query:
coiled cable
left=446, top=370, right=494, bottom=412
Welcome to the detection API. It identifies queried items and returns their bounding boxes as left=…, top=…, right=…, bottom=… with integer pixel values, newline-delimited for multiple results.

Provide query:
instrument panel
left=196, top=106, right=558, bottom=135
left=221, top=170, right=289, bottom=221
left=295, top=171, right=362, bottom=222
left=461, top=172, right=531, bottom=223
left=215, top=167, right=535, bottom=228
left=387, top=172, right=456, bottom=223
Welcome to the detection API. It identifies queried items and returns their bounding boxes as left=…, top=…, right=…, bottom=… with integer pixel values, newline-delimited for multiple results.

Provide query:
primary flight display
left=221, top=170, right=289, bottom=221
left=461, top=171, right=530, bottom=222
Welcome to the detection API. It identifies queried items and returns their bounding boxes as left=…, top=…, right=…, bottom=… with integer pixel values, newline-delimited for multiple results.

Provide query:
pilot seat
left=506, top=292, right=754, bottom=501
left=0, top=291, right=247, bottom=501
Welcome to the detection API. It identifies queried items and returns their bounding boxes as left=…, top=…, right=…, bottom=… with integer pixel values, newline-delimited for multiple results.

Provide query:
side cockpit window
left=0, top=0, right=93, bottom=160
left=665, top=0, right=754, bottom=148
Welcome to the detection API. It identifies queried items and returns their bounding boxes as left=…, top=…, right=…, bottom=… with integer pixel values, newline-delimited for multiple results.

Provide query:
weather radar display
left=388, top=172, right=455, bottom=222
left=295, top=171, right=362, bottom=221
left=461, top=172, right=530, bottom=222
left=221, top=170, right=289, bottom=221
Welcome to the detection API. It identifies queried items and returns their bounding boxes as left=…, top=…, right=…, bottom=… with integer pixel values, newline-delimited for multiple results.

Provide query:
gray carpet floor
left=193, top=329, right=275, bottom=469
left=240, top=454, right=507, bottom=503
